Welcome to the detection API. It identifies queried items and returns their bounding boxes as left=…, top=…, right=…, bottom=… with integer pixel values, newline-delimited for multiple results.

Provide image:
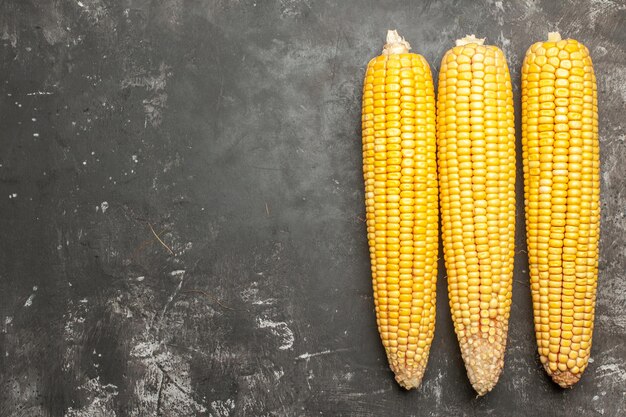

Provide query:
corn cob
left=362, top=30, right=438, bottom=389
left=437, top=35, right=515, bottom=395
left=521, top=32, right=600, bottom=388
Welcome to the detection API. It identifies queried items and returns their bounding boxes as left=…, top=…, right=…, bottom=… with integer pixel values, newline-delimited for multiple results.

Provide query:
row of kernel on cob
left=361, top=30, right=599, bottom=395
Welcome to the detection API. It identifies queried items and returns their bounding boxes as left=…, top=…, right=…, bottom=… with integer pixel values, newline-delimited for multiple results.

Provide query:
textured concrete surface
left=0, top=0, right=624, bottom=416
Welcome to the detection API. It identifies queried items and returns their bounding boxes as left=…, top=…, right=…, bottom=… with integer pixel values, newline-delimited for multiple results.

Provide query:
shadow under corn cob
left=361, top=30, right=438, bottom=389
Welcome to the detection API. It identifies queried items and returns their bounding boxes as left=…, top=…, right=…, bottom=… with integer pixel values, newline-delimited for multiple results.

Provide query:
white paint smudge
left=143, top=94, right=168, bottom=128
left=59, top=221, right=208, bottom=414
left=63, top=302, right=86, bottom=339
left=122, top=63, right=171, bottom=128
left=210, top=399, right=235, bottom=417
left=160, top=270, right=186, bottom=323
left=251, top=298, right=276, bottom=305
left=240, top=286, right=259, bottom=302
left=273, top=368, right=284, bottom=381
left=128, top=339, right=207, bottom=414
left=24, top=286, right=38, bottom=307
left=424, top=369, right=443, bottom=405
left=241, top=283, right=275, bottom=306
left=596, top=363, right=626, bottom=382
left=122, top=65, right=169, bottom=91
left=256, top=317, right=294, bottom=350
left=596, top=45, right=608, bottom=57
left=3, top=316, right=13, bottom=333
left=74, top=0, right=110, bottom=24
left=498, top=31, right=513, bottom=59
left=279, top=0, right=310, bottom=18
left=64, top=377, right=118, bottom=417
left=345, top=388, right=392, bottom=397
left=171, top=241, right=193, bottom=256
left=1, top=27, right=17, bottom=48
left=589, top=0, right=626, bottom=29
left=130, top=341, right=160, bottom=359
left=26, top=91, right=54, bottom=96
left=296, top=348, right=349, bottom=360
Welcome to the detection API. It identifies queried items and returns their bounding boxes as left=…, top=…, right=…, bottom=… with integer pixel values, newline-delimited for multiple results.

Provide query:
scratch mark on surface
left=183, top=289, right=236, bottom=311
left=155, top=361, right=192, bottom=399
left=156, top=369, right=164, bottom=416
left=296, top=348, right=350, bottom=360
left=160, top=271, right=185, bottom=324
left=149, top=223, right=175, bottom=255
left=129, top=340, right=206, bottom=413
left=303, top=362, right=312, bottom=391
left=345, top=388, right=392, bottom=397
left=329, top=29, right=342, bottom=89
left=246, top=164, right=282, bottom=171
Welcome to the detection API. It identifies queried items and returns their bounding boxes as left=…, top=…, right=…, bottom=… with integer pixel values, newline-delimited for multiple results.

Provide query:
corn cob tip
left=549, top=369, right=582, bottom=389
left=461, top=335, right=506, bottom=396
left=383, top=29, right=411, bottom=55
left=455, top=34, right=485, bottom=46
left=393, top=365, right=426, bottom=390
left=547, top=31, right=562, bottom=42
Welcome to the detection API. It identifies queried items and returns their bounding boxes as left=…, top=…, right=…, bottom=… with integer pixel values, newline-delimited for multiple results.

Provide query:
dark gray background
left=0, top=0, right=624, bottom=416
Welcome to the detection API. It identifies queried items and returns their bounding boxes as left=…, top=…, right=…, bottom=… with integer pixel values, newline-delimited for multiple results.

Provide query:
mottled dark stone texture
left=0, top=0, right=624, bottom=416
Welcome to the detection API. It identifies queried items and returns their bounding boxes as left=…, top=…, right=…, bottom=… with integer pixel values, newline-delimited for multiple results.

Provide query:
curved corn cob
left=437, top=35, right=515, bottom=395
left=362, top=30, right=438, bottom=389
left=521, top=32, right=600, bottom=388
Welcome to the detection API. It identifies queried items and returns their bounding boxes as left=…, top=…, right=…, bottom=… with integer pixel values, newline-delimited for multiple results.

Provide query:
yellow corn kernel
left=437, top=34, right=515, bottom=396
left=522, top=32, right=599, bottom=388
left=362, top=30, right=438, bottom=390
